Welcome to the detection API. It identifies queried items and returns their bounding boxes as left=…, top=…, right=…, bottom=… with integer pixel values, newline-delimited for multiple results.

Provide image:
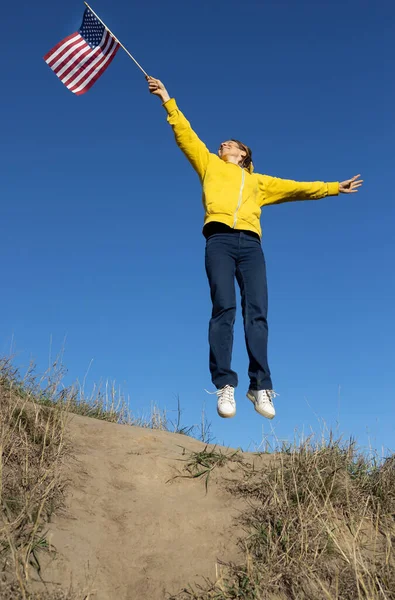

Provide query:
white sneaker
left=213, top=385, right=237, bottom=418
left=247, top=389, right=278, bottom=419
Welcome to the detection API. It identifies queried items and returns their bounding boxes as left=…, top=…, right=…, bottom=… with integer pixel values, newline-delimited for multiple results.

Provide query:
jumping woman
left=147, top=76, right=363, bottom=420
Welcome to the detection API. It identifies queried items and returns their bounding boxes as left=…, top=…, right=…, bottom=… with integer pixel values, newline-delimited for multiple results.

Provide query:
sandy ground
left=35, top=413, right=260, bottom=600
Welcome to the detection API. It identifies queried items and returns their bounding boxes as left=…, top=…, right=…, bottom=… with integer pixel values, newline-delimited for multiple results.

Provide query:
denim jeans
left=205, top=232, right=273, bottom=391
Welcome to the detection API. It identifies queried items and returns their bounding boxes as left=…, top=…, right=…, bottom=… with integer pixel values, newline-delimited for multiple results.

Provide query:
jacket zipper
left=232, top=169, right=245, bottom=228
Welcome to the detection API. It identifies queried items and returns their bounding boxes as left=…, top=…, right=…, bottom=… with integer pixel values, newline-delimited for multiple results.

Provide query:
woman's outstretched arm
left=147, top=76, right=210, bottom=181
left=258, top=174, right=363, bottom=206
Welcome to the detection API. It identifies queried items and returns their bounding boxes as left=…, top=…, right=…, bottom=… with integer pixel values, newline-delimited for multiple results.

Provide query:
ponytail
left=231, top=139, right=253, bottom=173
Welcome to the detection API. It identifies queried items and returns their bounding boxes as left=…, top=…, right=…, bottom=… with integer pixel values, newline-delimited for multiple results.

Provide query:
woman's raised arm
left=147, top=76, right=210, bottom=181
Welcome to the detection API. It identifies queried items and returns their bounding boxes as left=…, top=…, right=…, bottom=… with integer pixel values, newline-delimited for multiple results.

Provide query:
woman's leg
left=236, top=235, right=273, bottom=391
left=205, top=234, right=238, bottom=389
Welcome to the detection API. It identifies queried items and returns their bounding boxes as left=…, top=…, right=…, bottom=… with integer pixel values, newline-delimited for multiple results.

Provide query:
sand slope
left=38, top=413, right=254, bottom=600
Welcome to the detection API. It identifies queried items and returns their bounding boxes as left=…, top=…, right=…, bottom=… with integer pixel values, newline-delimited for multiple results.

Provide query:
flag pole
left=83, top=1, right=149, bottom=77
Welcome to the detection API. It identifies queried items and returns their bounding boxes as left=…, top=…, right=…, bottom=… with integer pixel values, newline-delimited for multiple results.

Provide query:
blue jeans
left=205, top=232, right=273, bottom=391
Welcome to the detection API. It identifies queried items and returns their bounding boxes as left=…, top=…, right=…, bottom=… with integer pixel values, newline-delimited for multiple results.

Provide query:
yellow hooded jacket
left=164, top=98, right=339, bottom=238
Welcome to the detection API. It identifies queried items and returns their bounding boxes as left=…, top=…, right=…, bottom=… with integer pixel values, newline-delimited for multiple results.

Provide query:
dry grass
left=0, top=578, right=74, bottom=600
left=0, top=358, right=73, bottom=599
left=1, top=355, right=213, bottom=438
left=172, top=436, right=395, bottom=600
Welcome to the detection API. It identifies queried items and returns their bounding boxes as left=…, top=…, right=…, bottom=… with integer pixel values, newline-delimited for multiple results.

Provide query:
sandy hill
left=2, top=369, right=394, bottom=600
left=35, top=413, right=267, bottom=600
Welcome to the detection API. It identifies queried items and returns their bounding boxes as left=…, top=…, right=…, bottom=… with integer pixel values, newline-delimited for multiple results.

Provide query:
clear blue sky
left=2, top=0, right=394, bottom=454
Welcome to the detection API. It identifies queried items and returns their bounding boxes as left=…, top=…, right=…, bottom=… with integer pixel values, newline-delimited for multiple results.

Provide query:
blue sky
left=2, top=0, right=394, bottom=454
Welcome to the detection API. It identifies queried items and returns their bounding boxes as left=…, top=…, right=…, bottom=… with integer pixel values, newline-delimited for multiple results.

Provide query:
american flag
left=44, top=8, right=120, bottom=95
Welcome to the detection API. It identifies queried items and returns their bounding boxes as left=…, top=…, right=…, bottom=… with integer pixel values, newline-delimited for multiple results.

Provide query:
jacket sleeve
left=163, top=98, right=210, bottom=181
left=258, top=174, right=339, bottom=207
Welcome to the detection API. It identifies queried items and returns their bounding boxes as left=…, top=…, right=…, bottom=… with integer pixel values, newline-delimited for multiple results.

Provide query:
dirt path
left=37, top=413, right=258, bottom=599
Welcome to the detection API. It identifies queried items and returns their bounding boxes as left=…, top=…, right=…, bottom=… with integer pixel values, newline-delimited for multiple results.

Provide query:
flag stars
left=79, top=8, right=104, bottom=47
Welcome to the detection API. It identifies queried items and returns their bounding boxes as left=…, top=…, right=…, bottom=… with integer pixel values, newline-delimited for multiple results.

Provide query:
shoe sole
left=217, top=409, right=236, bottom=418
left=246, top=392, right=275, bottom=420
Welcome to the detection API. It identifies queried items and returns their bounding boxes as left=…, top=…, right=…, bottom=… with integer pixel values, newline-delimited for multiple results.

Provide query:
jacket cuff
left=327, top=182, right=340, bottom=196
left=162, top=98, right=177, bottom=114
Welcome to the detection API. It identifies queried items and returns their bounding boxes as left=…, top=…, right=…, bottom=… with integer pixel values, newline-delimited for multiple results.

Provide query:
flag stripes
left=44, top=8, right=120, bottom=95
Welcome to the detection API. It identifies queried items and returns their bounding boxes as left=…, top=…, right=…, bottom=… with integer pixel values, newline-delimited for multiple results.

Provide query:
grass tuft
left=176, top=446, right=242, bottom=492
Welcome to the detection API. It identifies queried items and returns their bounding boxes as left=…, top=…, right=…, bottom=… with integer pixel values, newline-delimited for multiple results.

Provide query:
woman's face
left=218, top=140, right=246, bottom=165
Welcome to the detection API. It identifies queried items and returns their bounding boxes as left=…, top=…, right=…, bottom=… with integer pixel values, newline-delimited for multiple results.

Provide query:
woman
left=147, top=76, right=363, bottom=420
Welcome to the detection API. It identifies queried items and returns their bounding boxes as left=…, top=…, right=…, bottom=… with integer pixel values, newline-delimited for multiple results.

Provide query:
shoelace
left=205, top=385, right=234, bottom=405
left=262, top=390, right=280, bottom=403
